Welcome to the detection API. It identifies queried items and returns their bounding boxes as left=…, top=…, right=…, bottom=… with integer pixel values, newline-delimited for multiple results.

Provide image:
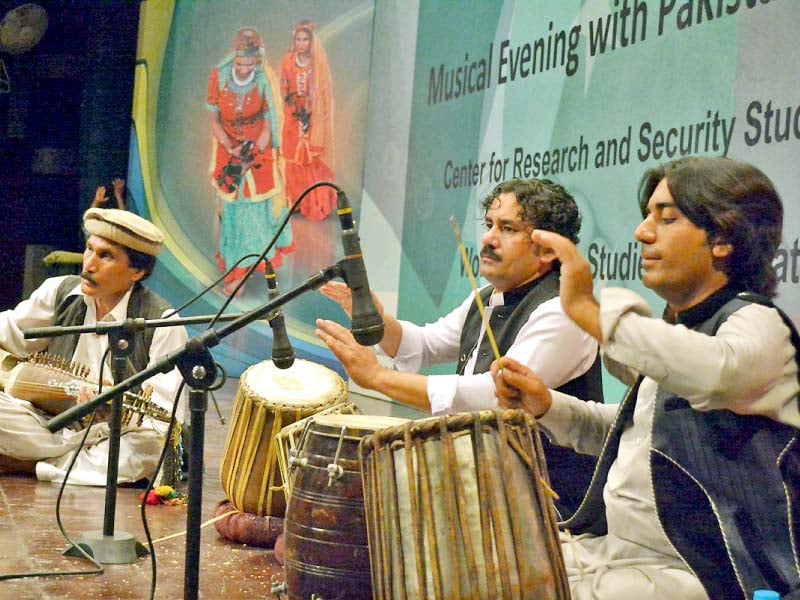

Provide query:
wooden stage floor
left=0, top=376, right=424, bottom=600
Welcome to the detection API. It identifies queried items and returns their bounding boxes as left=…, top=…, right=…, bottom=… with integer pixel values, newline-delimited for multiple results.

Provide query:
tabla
left=283, top=413, right=410, bottom=600
left=274, top=401, right=361, bottom=500
left=359, top=410, right=569, bottom=600
left=219, top=359, right=347, bottom=516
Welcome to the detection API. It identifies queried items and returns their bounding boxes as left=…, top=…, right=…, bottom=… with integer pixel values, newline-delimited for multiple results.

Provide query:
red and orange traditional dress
left=280, top=34, right=337, bottom=220
left=207, top=57, right=294, bottom=284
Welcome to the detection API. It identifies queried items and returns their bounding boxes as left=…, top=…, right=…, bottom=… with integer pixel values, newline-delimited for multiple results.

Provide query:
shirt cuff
left=428, top=374, right=458, bottom=415
left=536, top=390, right=577, bottom=442
left=391, top=320, right=424, bottom=372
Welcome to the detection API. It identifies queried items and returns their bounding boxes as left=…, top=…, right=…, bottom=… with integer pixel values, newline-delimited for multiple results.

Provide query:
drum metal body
left=275, top=401, right=361, bottom=501
left=283, top=413, right=409, bottom=600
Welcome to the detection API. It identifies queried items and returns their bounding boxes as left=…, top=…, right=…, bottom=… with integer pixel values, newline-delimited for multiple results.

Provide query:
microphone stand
left=62, top=324, right=149, bottom=563
left=37, top=263, right=345, bottom=600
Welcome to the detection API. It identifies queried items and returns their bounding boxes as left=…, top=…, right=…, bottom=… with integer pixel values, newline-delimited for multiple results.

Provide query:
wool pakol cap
left=83, top=208, right=165, bottom=256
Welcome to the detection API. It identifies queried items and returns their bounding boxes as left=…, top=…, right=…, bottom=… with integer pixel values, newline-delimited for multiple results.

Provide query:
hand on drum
left=490, top=356, right=552, bottom=419
left=315, top=318, right=383, bottom=390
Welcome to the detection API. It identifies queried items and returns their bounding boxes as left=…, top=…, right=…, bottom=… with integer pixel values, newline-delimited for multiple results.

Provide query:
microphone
left=264, top=261, right=295, bottom=369
left=335, top=188, right=384, bottom=346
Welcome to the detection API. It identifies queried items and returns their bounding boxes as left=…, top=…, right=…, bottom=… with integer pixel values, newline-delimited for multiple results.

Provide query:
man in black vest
left=0, top=208, right=187, bottom=486
left=316, top=178, right=604, bottom=517
left=492, top=157, right=800, bottom=599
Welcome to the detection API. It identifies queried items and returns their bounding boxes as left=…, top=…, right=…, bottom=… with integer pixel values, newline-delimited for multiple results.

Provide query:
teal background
left=397, top=0, right=800, bottom=397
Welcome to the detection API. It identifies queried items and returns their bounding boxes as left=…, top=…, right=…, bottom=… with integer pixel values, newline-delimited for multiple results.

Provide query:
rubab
left=0, top=351, right=171, bottom=424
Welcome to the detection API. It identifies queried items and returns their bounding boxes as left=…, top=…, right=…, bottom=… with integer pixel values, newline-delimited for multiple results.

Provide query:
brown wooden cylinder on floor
left=283, top=414, right=408, bottom=599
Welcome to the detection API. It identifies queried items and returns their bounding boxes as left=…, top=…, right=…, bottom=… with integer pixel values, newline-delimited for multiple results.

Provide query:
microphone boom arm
left=44, top=263, right=344, bottom=433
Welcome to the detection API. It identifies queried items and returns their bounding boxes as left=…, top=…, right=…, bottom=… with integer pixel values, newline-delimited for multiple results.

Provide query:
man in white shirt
left=316, top=178, right=603, bottom=516
left=492, top=156, right=800, bottom=599
left=0, top=208, right=188, bottom=486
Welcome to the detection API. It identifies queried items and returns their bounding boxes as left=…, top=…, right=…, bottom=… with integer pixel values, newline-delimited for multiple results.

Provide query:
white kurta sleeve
left=142, top=309, right=189, bottom=423
left=600, top=287, right=800, bottom=426
left=0, top=276, right=70, bottom=356
left=538, top=391, right=619, bottom=456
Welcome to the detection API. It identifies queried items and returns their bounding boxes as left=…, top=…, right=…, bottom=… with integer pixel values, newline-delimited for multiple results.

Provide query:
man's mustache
left=80, top=273, right=98, bottom=286
left=480, top=247, right=501, bottom=261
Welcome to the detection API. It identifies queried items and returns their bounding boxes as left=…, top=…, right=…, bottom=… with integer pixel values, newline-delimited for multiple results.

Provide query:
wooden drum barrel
left=283, top=413, right=409, bottom=599
left=359, top=410, right=570, bottom=600
left=219, top=359, right=346, bottom=517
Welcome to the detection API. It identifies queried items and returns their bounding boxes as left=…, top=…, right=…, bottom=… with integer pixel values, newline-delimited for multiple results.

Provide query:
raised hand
left=531, top=229, right=601, bottom=341
left=319, top=281, right=353, bottom=316
left=319, top=281, right=385, bottom=321
left=92, top=185, right=107, bottom=208
left=112, top=178, right=126, bottom=209
left=315, top=318, right=382, bottom=390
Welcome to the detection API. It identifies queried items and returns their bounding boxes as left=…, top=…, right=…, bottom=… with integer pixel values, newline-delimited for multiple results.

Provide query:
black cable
left=163, top=252, right=263, bottom=318
left=207, top=181, right=337, bottom=329
left=140, top=379, right=188, bottom=600
left=140, top=364, right=225, bottom=599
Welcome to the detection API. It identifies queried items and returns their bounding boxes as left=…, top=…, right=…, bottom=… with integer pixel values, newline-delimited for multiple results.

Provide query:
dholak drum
left=283, top=413, right=410, bottom=600
left=359, top=410, right=569, bottom=600
left=275, top=401, right=361, bottom=501
left=220, top=359, right=347, bottom=517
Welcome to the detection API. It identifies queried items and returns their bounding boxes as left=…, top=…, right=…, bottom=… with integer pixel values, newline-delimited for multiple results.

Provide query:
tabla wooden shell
left=219, top=359, right=346, bottom=516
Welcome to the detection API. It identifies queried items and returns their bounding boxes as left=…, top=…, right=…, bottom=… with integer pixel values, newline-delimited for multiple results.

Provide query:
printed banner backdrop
left=128, top=0, right=799, bottom=401
left=374, top=0, right=800, bottom=400
left=128, top=0, right=375, bottom=377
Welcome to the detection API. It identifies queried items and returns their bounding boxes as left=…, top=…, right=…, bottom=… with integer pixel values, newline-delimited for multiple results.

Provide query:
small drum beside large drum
left=220, top=359, right=347, bottom=517
left=275, top=401, right=361, bottom=501
left=283, top=413, right=410, bottom=600
left=359, top=410, right=570, bottom=600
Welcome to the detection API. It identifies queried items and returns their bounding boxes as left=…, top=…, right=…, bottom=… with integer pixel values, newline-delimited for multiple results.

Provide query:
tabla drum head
left=241, top=359, right=346, bottom=408
left=311, top=413, right=408, bottom=432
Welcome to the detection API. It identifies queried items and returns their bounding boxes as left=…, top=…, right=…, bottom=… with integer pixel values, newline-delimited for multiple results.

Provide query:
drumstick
left=449, top=216, right=501, bottom=363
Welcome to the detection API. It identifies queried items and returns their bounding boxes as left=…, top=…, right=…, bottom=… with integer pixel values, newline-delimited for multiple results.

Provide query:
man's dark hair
left=638, top=156, right=783, bottom=298
left=125, top=247, right=157, bottom=280
left=481, top=178, right=582, bottom=244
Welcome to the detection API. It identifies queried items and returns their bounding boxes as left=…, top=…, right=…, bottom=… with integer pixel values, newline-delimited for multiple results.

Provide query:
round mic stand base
left=63, top=530, right=149, bottom=564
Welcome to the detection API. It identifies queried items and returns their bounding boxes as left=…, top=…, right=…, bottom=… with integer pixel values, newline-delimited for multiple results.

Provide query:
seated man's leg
left=37, top=426, right=166, bottom=486
left=561, top=533, right=708, bottom=600
left=0, top=392, right=70, bottom=462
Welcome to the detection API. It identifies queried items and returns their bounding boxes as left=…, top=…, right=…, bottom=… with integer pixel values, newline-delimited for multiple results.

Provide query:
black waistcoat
left=562, top=290, right=800, bottom=600
left=48, top=275, right=171, bottom=384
